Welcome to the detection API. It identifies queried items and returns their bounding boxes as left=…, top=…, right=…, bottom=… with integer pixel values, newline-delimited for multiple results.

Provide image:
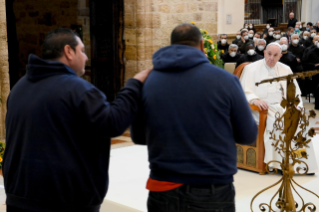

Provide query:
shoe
left=307, top=173, right=315, bottom=175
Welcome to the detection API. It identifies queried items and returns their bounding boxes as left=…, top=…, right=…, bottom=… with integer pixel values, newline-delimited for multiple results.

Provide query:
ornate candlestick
left=251, top=70, right=319, bottom=212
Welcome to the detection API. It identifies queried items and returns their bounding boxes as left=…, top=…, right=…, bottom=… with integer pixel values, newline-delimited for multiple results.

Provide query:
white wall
left=301, top=0, right=319, bottom=25
left=218, top=0, right=244, bottom=35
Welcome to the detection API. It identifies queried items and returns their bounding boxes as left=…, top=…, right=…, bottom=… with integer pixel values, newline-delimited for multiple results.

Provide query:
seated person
left=305, top=29, right=318, bottom=48
left=263, top=24, right=270, bottom=35
left=232, top=31, right=241, bottom=45
left=240, top=43, right=318, bottom=173
left=235, top=44, right=263, bottom=68
left=217, top=34, right=230, bottom=52
left=265, top=28, right=275, bottom=45
left=306, top=22, right=314, bottom=32
left=300, top=31, right=311, bottom=47
left=283, top=27, right=294, bottom=45
left=255, top=39, right=266, bottom=57
left=294, top=23, right=303, bottom=36
left=220, top=44, right=241, bottom=64
left=249, top=23, right=256, bottom=33
left=253, top=33, right=263, bottom=46
left=248, top=30, right=255, bottom=41
left=288, top=34, right=305, bottom=69
left=237, top=31, right=254, bottom=54
left=273, top=29, right=282, bottom=42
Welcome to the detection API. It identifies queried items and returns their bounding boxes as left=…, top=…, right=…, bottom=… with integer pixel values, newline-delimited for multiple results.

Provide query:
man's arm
left=230, top=76, right=258, bottom=145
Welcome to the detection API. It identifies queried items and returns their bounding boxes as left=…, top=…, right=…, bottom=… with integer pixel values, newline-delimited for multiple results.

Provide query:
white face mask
left=317, top=43, right=319, bottom=48
left=253, top=37, right=257, bottom=42
left=249, top=26, right=253, bottom=29
left=293, top=39, right=299, bottom=45
left=244, top=35, right=249, bottom=40
left=248, top=34, right=253, bottom=38
left=276, top=35, right=281, bottom=39
left=245, top=26, right=248, bottom=29
left=311, top=33, right=316, bottom=38
left=300, top=25, right=302, bottom=29
left=269, top=32, right=273, bottom=36
left=266, top=26, right=270, bottom=29
left=303, top=36, right=308, bottom=40
left=247, top=49, right=255, bottom=56
left=229, top=52, right=237, bottom=57
left=221, top=39, right=227, bottom=44
left=236, top=35, right=241, bottom=39
left=281, top=44, right=288, bottom=51
left=258, top=45, right=265, bottom=51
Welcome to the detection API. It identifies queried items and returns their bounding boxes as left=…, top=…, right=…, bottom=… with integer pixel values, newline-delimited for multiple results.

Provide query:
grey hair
left=257, top=39, right=266, bottom=45
left=280, top=37, right=288, bottom=42
left=228, top=44, right=238, bottom=51
left=291, top=34, right=300, bottom=39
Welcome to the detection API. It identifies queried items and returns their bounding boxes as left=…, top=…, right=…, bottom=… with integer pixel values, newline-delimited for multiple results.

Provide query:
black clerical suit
left=302, top=46, right=319, bottom=108
left=221, top=53, right=242, bottom=64
left=288, top=43, right=305, bottom=62
left=217, top=41, right=230, bottom=52
left=288, top=18, right=297, bottom=28
left=304, top=37, right=313, bottom=48
left=265, top=36, right=275, bottom=45
left=280, top=51, right=304, bottom=94
left=237, top=40, right=254, bottom=54
left=232, top=38, right=240, bottom=45
left=235, top=53, right=263, bottom=68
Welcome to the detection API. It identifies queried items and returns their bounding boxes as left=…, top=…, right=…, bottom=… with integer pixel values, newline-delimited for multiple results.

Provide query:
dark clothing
left=236, top=53, right=263, bottom=68
left=304, top=37, right=313, bottom=48
left=148, top=184, right=235, bottom=212
left=232, top=38, right=241, bottom=45
left=299, top=38, right=308, bottom=46
left=263, top=28, right=269, bottom=35
left=265, top=36, right=275, bottom=45
left=217, top=41, right=230, bottom=52
left=283, top=33, right=292, bottom=44
left=131, top=45, right=257, bottom=185
left=4, top=55, right=143, bottom=212
left=221, top=52, right=242, bottom=64
left=288, top=43, right=305, bottom=60
left=255, top=47, right=264, bottom=57
left=288, top=18, right=297, bottom=28
left=280, top=52, right=300, bottom=73
left=302, top=46, right=319, bottom=71
left=237, top=40, right=254, bottom=54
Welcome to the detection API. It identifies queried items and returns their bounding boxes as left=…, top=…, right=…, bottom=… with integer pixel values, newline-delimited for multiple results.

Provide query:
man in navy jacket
left=4, top=28, right=151, bottom=212
left=131, top=23, right=258, bottom=212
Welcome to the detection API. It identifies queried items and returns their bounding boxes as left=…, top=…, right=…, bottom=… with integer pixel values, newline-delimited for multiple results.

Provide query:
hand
left=296, top=58, right=301, bottom=63
left=133, top=68, right=152, bottom=84
left=253, top=100, right=269, bottom=111
left=315, top=64, right=319, bottom=67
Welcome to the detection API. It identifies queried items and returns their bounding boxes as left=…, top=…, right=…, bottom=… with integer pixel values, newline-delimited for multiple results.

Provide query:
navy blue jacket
left=4, top=55, right=143, bottom=211
left=131, top=45, right=257, bottom=185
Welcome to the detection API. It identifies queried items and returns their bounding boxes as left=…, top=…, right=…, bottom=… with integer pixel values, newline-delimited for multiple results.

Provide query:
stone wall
left=124, top=0, right=219, bottom=81
left=12, top=0, right=91, bottom=80
left=0, top=0, right=10, bottom=140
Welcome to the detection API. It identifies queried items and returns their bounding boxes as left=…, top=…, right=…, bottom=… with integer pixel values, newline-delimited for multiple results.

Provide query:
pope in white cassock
left=240, top=42, right=318, bottom=174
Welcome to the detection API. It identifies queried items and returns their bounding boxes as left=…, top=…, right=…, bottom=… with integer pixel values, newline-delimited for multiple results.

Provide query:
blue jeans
left=147, top=183, right=235, bottom=212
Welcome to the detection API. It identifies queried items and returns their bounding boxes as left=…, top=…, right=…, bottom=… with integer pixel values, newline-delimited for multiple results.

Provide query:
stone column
left=0, top=0, right=10, bottom=141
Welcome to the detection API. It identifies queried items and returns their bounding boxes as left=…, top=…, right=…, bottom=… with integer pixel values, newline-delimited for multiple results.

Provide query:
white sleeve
left=239, top=66, right=260, bottom=103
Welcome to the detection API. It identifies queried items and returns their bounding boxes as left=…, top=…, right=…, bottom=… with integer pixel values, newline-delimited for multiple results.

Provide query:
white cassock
left=240, top=59, right=319, bottom=173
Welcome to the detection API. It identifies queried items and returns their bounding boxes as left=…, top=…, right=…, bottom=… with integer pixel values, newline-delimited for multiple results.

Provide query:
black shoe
left=307, top=173, right=315, bottom=175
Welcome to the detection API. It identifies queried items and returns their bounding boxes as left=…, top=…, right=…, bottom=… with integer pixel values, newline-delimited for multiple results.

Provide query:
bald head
left=264, top=43, right=282, bottom=68
left=289, top=13, right=294, bottom=19
left=291, top=34, right=299, bottom=39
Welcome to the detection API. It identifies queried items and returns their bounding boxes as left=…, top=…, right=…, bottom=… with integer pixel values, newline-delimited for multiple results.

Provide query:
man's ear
left=63, top=45, right=75, bottom=61
left=279, top=54, right=283, bottom=58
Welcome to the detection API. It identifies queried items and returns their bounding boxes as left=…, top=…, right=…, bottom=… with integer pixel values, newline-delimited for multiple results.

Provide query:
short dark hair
left=287, top=27, right=293, bottom=31
left=241, top=31, right=247, bottom=36
left=42, top=28, right=79, bottom=60
left=171, top=23, right=202, bottom=47
left=256, top=32, right=263, bottom=38
left=307, top=22, right=313, bottom=26
left=246, top=44, right=254, bottom=52
left=220, top=34, right=228, bottom=38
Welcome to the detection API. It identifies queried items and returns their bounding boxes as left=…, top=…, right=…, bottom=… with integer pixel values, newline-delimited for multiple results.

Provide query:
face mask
left=249, top=26, right=253, bottom=29
left=248, top=34, right=253, bottom=38
left=281, top=44, right=288, bottom=51
left=253, top=37, right=257, bottom=42
left=221, top=39, right=227, bottom=44
left=236, top=35, right=241, bottom=39
left=269, top=32, right=273, bottom=36
left=306, top=28, right=310, bottom=31
left=229, top=52, right=236, bottom=57
left=303, top=36, right=308, bottom=40
left=245, top=26, right=248, bottom=29
left=266, top=26, right=270, bottom=29
left=247, top=49, right=255, bottom=56
left=244, top=35, right=249, bottom=40
left=293, top=39, right=299, bottom=44
left=276, top=35, right=281, bottom=39
left=311, top=33, right=316, bottom=38
left=300, top=25, right=302, bottom=29
left=295, top=28, right=300, bottom=32
left=258, top=45, right=265, bottom=51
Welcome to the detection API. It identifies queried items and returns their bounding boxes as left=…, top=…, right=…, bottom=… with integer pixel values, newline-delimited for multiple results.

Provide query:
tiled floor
left=0, top=97, right=318, bottom=212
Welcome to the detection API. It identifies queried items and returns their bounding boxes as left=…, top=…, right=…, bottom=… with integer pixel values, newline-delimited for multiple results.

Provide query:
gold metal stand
left=251, top=70, right=319, bottom=212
